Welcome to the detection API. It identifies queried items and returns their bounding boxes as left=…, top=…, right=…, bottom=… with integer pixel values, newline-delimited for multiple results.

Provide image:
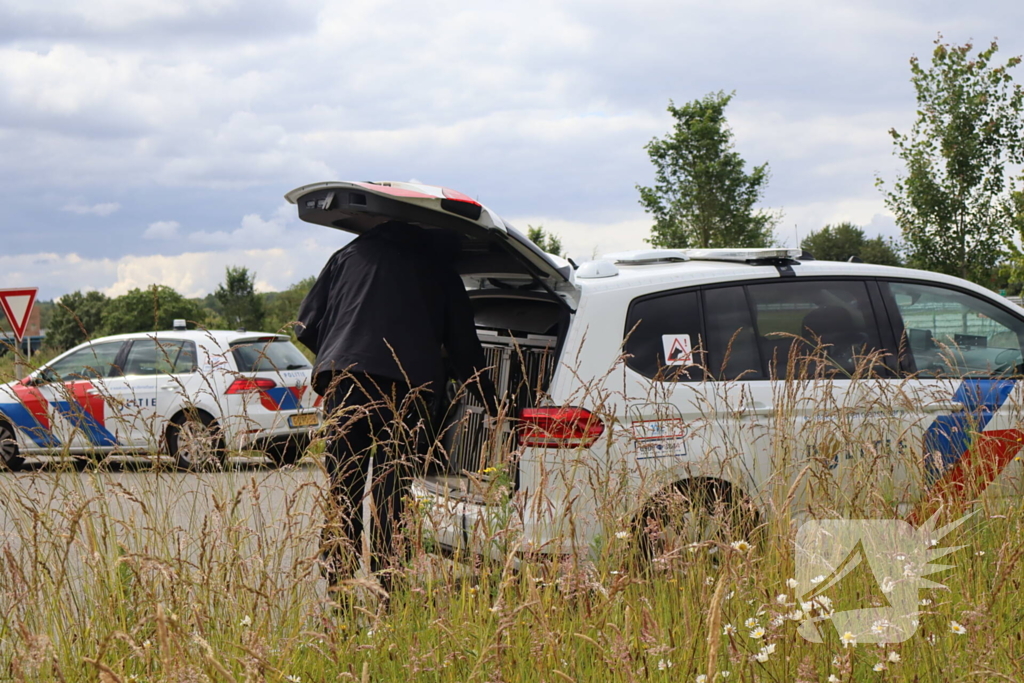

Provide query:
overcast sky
left=1, top=0, right=1022, bottom=300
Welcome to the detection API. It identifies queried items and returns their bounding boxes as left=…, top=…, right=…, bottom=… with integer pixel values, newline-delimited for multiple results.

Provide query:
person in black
left=296, top=220, right=497, bottom=594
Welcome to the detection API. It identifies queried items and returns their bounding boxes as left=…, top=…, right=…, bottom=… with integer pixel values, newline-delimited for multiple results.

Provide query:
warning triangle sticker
left=662, top=334, right=692, bottom=365
left=0, top=288, right=38, bottom=342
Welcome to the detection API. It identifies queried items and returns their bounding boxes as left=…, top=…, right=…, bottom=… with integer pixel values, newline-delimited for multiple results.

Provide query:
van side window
left=703, top=286, right=763, bottom=380
left=883, top=281, right=1024, bottom=378
left=624, top=290, right=706, bottom=381
left=746, top=280, right=884, bottom=379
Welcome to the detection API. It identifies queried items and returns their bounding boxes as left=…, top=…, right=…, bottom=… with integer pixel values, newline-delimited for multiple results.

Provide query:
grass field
left=1, top=355, right=1023, bottom=682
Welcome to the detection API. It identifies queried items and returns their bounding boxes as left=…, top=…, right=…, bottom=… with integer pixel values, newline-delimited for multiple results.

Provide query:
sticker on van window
left=662, top=334, right=692, bottom=365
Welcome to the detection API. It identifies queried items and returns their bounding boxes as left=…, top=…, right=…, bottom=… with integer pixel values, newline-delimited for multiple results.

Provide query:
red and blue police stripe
left=1, top=380, right=118, bottom=448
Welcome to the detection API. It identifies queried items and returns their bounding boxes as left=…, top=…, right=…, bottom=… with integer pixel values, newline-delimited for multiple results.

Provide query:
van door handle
left=746, top=403, right=775, bottom=416
left=923, top=400, right=965, bottom=413
left=160, top=386, right=178, bottom=392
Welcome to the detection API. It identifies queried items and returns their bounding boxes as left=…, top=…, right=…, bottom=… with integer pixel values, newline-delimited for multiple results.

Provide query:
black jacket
left=297, top=223, right=497, bottom=413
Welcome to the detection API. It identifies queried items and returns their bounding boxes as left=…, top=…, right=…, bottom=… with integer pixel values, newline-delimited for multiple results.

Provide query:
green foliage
left=102, top=285, right=208, bottom=335
left=526, top=225, right=563, bottom=256
left=263, top=276, right=316, bottom=335
left=214, top=266, right=266, bottom=331
left=47, top=290, right=110, bottom=350
left=881, top=37, right=1024, bottom=283
left=638, top=91, right=779, bottom=249
left=801, top=222, right=903, bottom=266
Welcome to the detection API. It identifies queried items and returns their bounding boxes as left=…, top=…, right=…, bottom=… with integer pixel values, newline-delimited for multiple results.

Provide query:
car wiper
left=286, top=364, right=311, bottom=370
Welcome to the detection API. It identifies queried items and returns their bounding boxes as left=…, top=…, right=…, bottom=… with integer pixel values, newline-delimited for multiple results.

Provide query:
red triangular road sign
left=0, top=288, right=38, bottom=342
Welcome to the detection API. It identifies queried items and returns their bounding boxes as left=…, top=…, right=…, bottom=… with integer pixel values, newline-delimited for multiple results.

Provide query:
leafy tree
left=263, top=276, right=316, bottom=335
left=102, top=285, right=208, bottom=335
left=46, top=290, right=109, bottom=350
left=638, top=91, right=779, bottom=249
left=214, top=266, right=266, bottom=331
left=801, top=222, right=903, bottom=266
left=526, top=225, right=563, bottom=256
left=880, top=37, right=1024, bottom=283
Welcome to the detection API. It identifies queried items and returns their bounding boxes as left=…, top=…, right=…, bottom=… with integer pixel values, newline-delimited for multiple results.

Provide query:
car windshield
left=230, top=338, right=311, bottom=372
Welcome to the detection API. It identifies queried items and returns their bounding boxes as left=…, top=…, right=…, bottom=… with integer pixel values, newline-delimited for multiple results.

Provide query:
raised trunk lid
left=285, top=181, right=571, bottom=286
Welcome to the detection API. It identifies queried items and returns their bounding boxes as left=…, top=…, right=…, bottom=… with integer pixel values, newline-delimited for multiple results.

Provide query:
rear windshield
left=231, top=338, right=312, bottom=372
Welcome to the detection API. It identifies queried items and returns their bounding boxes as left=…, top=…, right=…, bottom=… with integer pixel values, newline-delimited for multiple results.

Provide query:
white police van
left=0, top=327, right=318, bottom=470
left=287, top=181, right=1024, bottom=558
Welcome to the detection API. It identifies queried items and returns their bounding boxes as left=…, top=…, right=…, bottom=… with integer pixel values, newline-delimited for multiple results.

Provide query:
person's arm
left=295, top=255, right=339, bottom=355
left=442, top=270, right=499, bottom=416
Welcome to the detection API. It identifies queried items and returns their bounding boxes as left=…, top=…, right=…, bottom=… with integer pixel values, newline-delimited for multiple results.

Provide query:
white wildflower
left=615, top=530, right=630, bottom=540
left=828, top=676, right=840, bottom=683
left=239, top=615, right=252, bottom=628
left=749, top=627, right=766, bottom=639
left=744, top=617, right=759, bottom=629
left=695, top=676, right=707, bottom=683
left=657, top=659, right=674, bottom=671
left=950, top=620, right=966, bottom=635
left=840, top=631, right=857, bottom=648
left=919, top=598, right=932, bottom=606
left=722, top=623, right=736, bottom=636
left=786, top=578, right=798, bottom=589
left=730, top=540, right=752, bottom=552
left=776, top=593, right=788, bottom=605
left=811, top=574, right=826, bottom=585
left=873, top=663, right=886, bottom=672
left=888, top=651, right=901, bottom=663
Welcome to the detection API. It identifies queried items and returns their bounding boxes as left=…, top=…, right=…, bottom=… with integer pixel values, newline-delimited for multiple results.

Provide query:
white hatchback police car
left=0, top=326, right=319, bottom=470
left=287, top=180, right=1024, bottom=559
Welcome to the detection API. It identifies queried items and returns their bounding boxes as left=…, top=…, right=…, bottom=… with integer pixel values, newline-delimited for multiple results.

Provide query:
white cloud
left=143, top=220, right=181, bottom=240
left=61, top=202, right=121, bottom=216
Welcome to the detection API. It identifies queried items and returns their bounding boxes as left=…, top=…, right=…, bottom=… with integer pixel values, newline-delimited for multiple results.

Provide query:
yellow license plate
left=289, top=413, right=319, bottom=428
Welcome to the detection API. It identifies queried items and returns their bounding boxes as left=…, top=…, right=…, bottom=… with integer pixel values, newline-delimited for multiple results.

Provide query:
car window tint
left=45, top=341, right=124, bottom=382
left=704, top=286, right=763, bottom=380
left=123, top=339, right=192, bottom=376
left=624, top=290, right=706, bottom=381
left=231, top=339, right=312, bottom=373
left=885, top=281, right=1024, bottom=378
left=172, top=341, right=198, bottom=374
left=747, top=280, right=884, bottom=379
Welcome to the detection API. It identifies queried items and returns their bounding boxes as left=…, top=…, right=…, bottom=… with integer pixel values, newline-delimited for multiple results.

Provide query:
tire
left=166, top=410, right=226, bottom=471
left=634, top=478, right=758, bottom=566
left=0, top=420, right=25, bottom=471
left=267, top=435, right=306, bottom=468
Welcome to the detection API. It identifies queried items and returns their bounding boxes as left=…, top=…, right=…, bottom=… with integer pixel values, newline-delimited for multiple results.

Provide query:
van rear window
left=231, top=338, right=312, bottom=373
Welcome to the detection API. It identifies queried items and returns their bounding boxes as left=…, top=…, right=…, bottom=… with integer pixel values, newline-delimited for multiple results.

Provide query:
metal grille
left=441, top=333, right=556, bottom=475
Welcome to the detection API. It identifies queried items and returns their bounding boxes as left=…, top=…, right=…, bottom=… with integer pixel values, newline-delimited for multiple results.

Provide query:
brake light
left=225, top=378, right=277, bottom=394
left=519, top=407, right=605, bottom=448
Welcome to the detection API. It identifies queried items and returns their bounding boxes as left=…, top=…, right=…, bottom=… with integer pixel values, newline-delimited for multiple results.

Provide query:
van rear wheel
left=167, top=411, right=226, bottom=471
left=635, top=479, right=757, bottom=567
left=0, top=420, right=25, bottom=471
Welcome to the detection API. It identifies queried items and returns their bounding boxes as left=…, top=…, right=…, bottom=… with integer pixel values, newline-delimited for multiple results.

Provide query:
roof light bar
left=603, top=249, right=690, bottom=265
left=685, top=248, right=802, bottom=263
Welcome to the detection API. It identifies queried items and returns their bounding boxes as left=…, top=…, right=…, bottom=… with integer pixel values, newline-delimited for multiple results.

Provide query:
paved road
left=0, top=458, right=331, bottom=612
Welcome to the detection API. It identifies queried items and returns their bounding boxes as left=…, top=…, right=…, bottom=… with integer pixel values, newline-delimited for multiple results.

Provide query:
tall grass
left=1, top=346, right=1024, bottom=681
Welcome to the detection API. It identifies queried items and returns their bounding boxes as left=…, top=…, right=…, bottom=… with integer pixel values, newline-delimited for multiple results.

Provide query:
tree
left=526, top=225, right=563, bottom=256
left=102, top=285, right=208, bottom=335
left=881, top=37, right=1024, bottom=284
left=638, top=91, right=779, bottom=249
left=263, top=276, right=316, bottom=335
left=47, top=290, right=109, bottom=350
left=801, top=222, right=903, bottom=266
left=214, top=266, right=266, bottom=331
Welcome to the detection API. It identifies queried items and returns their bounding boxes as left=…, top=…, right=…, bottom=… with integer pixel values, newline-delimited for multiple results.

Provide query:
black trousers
left=320, top=372, right=429, bottom=584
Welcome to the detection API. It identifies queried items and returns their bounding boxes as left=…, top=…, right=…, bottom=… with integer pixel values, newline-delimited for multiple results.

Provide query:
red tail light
left=226, top=378, right=277, bottom=394
left=519, top=407, right=605, bottom=448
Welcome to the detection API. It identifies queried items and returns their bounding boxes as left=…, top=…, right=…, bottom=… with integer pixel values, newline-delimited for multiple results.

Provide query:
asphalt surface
left=0, top=458, right=330, bottom=608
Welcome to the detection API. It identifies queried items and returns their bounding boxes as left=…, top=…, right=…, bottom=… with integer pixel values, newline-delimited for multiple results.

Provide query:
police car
left=287, top=181, right=1024, bottom=558
left=0, top=325, right=318, bottom=470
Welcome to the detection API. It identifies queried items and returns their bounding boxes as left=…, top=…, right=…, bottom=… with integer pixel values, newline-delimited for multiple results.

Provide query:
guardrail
left=0, top=335, right=45, bottom=357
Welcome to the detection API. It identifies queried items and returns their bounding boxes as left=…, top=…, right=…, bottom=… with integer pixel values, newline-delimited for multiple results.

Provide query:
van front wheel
left=0, top=420, right=25, bottom=471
